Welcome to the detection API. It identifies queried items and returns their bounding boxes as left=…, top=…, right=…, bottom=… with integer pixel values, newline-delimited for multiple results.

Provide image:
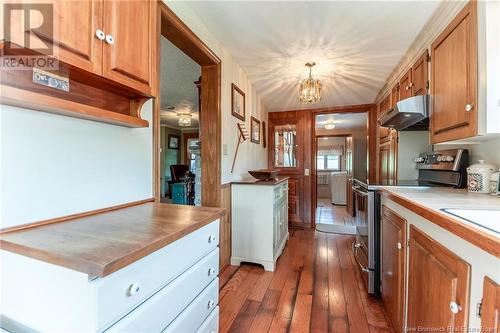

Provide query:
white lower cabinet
left=231, top=180, right=289, bottom=271
left=0, top=220, right=220, bottom=333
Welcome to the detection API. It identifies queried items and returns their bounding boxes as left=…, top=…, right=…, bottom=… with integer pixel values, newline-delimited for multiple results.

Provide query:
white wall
left=0, top=102, right=153, bottom=229
left=164, top=1, right=268, bottom=184
left=438, top=137, right=500, bottom=169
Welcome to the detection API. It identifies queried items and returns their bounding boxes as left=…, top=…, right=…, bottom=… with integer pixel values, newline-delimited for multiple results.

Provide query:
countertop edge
left=0, top=207, right=226, bottom=277
left=380, top=189, right=500, bottom=258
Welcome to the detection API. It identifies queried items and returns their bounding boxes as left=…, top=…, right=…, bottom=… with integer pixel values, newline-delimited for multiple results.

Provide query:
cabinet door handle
left=465, top=104, right=473, bottom=112
left=95, top=29, right=105, bottom=40
left=449, top=301, right=462, bottom=314
left=105, top=34, right=115, bottom=45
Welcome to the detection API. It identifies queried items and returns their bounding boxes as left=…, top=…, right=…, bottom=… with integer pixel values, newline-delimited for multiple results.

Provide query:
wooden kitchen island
left=0, top=202, right=225, bottom=333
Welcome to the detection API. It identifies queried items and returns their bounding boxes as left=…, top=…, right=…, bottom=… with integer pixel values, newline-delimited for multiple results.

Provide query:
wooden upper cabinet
left=411, top=50, right=429, bottom=96
left=381, top=206, right=406, bottom=333
left=390, top=83, right=400, bottom=108
left=481, top=277, right=499, bottom=332
left=54, top=0, right=103, bottom=74
left=103, top=0, right=154, bottom=94
left=430, top=1, right=477, bottom=143
left=379, top=95, right=391, bottom=144
left=398, top=68, right=412, bottom=101
left=407, top=226, right=471, bottom=332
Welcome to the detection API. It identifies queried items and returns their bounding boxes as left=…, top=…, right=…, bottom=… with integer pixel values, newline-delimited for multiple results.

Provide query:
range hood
left=378, top=95, right=429, bottom=131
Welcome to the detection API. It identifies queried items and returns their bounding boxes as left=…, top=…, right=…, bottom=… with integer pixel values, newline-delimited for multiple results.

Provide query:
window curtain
left=317, top=144, right=344, bottom=156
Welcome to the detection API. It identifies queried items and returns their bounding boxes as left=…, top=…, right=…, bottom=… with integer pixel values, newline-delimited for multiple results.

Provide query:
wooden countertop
left=231, top=177, right=289, bottom=186
left=380, top=187, right=500, bottom=258
left=0, top=203, right=226, bottom=277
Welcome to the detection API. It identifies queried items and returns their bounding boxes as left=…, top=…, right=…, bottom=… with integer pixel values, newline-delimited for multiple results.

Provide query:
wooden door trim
left=155, top=3, right=221, bottom=207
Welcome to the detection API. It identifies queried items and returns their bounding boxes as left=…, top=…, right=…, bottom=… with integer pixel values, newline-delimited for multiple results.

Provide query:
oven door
left=352, top=185, right=375, bottom=293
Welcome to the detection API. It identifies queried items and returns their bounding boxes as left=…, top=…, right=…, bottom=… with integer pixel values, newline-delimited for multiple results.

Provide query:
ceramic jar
left=490, top=171, right=500, bottom=195
left=466, top=160, right=497, bottom=194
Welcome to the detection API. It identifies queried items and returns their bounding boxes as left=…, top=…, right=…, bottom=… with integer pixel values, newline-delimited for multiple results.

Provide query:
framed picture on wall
left=168, top=134, right=180, bottom=149
left=251, top=116, right=261, bottom=144
left=231, top=83, right=245, bottom=121
left=262, top=121, right=267, bottom=148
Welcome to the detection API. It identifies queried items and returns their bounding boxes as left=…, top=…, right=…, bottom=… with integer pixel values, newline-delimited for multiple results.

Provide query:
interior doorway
left=312, top=112, right=368, bottom=234
left=156, top=4, right=221, bottom=207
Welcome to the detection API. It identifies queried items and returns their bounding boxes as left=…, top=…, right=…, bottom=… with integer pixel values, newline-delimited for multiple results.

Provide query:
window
left=317, top=154, right=341, bottom=171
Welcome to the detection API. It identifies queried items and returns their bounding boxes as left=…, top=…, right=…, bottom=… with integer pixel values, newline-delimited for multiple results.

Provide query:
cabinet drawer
left=105, top=249, right=219, bottom=333
left=94, top=220, right=219, bottom=330
left=196, top=306, right=219, bottom=333
left=163, top=279, right=219, bottom=333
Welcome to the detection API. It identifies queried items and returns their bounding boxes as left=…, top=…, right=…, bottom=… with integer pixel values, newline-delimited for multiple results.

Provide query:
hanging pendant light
left=177, top=111, right=192, bottom=127
left=299, top=62, right=322, bottom=104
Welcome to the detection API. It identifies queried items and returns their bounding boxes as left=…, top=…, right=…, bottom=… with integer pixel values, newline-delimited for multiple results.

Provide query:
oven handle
left=352, top=186, right=368, bottom=197
left=351, top=241, right=371, bottom=273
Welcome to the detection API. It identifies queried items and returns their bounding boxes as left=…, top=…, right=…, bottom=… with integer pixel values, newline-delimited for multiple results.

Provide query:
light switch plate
left=304, top=168, right=310, bottom=176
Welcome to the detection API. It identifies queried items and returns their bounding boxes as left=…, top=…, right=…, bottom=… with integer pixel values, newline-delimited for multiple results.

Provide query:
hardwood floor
left=316, top=199, right=354, bottom=226
left=219, top=229, right=394, bottom=333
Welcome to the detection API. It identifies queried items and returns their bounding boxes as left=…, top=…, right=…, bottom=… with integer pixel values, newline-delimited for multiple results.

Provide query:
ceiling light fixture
left=324, top=121, right=336, bottom=130
left=177, top=112, right=192, bottom=127
left=299, top=62, right=322, bottom=104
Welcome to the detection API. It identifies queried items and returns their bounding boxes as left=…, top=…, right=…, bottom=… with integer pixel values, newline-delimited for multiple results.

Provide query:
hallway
left=218, top=230, right=394, bottom=333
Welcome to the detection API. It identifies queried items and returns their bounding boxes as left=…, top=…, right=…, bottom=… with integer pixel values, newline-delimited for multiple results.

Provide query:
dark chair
left=167, top=165, right=195, bottom=204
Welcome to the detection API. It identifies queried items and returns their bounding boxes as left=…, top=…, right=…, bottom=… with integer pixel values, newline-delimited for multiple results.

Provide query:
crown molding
left=375, top=0, right=468, bottom=102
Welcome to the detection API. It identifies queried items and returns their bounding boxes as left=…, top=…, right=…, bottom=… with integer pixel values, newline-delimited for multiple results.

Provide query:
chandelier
left=324, top=121, right=336, bottom=130
left=177, top=112, right=192, bottom=127
left=299, top=62, right=322, bottom=104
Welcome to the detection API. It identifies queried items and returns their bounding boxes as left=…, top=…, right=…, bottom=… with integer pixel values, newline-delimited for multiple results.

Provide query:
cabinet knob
left=207, top=300, right=215, bottom=309
left=105, top=34, right=115, bottom=45
left=95, top=29, right=105, bottom=40
left=465, top=104, right=473, bottom=112
left=208, top=235, right=217, bottom=243
left=128, top=283, right=140, bottom=296
left=405, top=86, right=410, bottom=91
left=449, top=301, right=462, bottom=314
left=208, top=267, right=216, bottom=277
left=397, top=242, right=402, bottom=250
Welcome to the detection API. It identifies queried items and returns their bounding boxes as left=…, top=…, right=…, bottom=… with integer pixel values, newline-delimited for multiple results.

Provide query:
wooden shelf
left=1, top=85, right=149, bottom=128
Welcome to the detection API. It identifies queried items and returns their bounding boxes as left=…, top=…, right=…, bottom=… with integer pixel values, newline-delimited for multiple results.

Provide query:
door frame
left=154, top=3, right=221, bottom=207
left=311, top=107, right=372, bottom=227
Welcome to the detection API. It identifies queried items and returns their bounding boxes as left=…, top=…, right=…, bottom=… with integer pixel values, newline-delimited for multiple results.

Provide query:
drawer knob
left=449, top=301, right=462, bottom=314
left=128, top=283, right=140, bottom=296
left=207, top=300, right=215, bottom=309
left=105, top=34, right=115, bottom=45
left=95, top=29, right=105, bottom=40
left=208, top=235, right=217, bottom=243
left=208, top=267, right=216, bottom=277
left=464, top=104, right=473, bottom=112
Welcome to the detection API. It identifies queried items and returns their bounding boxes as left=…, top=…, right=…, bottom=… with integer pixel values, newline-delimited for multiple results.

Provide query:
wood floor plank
left=289, top=294, right=313, bottom=333
left=220, top=265, right=240, bottom=290
left=268, top=267, right=301, bottom=332
left=327, top=233, right=349, bottom=333
left=248, top=270, right=274, bottom=302
left=337, top=235, right=371, bottom=333
left=248, top=289, right=281, bottom=333
left=311, top=232, right=329, bottom=332
left=228, top=300, right=261, bottom=333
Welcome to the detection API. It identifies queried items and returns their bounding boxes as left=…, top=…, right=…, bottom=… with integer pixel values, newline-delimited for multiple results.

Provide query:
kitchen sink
left=441, top=208, right=500, bottom=234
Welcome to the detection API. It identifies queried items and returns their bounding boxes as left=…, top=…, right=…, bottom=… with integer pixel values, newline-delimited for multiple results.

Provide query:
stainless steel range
left=352, top=149, right=469, bottom=296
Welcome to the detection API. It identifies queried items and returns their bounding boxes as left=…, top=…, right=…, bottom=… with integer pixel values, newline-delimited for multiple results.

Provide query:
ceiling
left=160, top=37, right=201, bottom=129
left=315, top=113, right=367, bottom=130
left=186, top=1, right=441, bottom=111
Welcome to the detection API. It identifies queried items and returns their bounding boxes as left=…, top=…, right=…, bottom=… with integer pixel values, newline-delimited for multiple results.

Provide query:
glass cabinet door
left=273, top=124, right=297, bottom=168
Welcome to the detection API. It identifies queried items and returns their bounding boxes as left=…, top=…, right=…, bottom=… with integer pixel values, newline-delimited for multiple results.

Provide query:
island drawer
left=93, top=219, right=219, bottom=331
left=196, top=305, right=219, bottom=333
left=105, top=248, right=219, bottom=332
left=162, top=279, right=219, bottom=333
